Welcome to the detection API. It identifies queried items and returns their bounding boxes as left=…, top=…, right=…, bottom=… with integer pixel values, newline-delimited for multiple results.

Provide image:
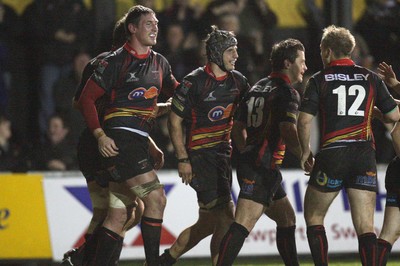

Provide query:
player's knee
left=130, top=178, right=164, bottom=199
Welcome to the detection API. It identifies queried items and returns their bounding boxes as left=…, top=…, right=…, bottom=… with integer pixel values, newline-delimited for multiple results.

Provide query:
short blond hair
left=321, top=25, right=356, bottom=58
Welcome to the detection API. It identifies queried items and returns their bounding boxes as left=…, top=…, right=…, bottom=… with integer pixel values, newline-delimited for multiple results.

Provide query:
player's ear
left=128, top=23, right=136, bottom=35
left=283, top=59, right=291, bottom=69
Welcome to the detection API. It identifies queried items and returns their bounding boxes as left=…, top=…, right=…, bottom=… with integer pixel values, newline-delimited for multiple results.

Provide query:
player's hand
left=300, top=151, right=314, bottom=176
left=149, top=145, right=164, bottom=170
left=178, top=162, right=193, bottom=185
left=98, top=135, right=119, bottom=157
left=378, top=62, right=398, bottom=88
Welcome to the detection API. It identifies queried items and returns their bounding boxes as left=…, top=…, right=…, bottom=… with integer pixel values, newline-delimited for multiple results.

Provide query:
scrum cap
left=205, top=26, right=237, bottom=70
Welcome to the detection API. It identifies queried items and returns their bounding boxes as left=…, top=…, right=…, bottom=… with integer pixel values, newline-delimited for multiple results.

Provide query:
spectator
left=54, top=50, right=91, bottom=144
left=217, top=12, right=265, bottom=84
left=356, top=0, right=400, bottom=76
left=157, top=0, right=202, bottom=43
left=37, top=0, right=94, bottom=142
left=0, top=112, right=31, bottom=172
left=156, top=22, right=189, bottom=81
left=34, top=114, right=78, bottom=171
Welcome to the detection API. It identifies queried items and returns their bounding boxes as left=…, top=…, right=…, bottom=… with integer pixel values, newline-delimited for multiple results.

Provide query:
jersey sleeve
left=299, top=76, right=319, bottom=116
left=280, top=86, right=300, bottom=124
left=375, top=78, right=397, bottom=114
left=74, top=60, right=96, bottom=101
left=90, top=54, right=119, bottom=95
left=159, top=54, right=179, bottom=99
left=171, top=77, right=196, bottom=118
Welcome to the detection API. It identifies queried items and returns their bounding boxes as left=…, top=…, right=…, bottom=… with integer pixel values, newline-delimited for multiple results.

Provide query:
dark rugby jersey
left=89, top=42, right=178, bottom=134
left=75, top=51, right=110, bottom=123
left=171, top=64, right=250, bottom=151
left=235, top=72, right=300, bottom=168
left=300, top=59, right=397, bottom=148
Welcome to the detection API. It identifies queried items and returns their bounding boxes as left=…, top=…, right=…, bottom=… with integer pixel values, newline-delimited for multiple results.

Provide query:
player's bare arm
left=168, top=111, right=193, bottom=185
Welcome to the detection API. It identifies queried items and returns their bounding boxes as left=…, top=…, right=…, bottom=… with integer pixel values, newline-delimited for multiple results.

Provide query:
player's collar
left=123, top=42, right=150, bottom=59
left=328, top=58, right=355, bottom=67
left=205, top=63, right=228, bottom=81
left=269, top=72, right=291, bottom=84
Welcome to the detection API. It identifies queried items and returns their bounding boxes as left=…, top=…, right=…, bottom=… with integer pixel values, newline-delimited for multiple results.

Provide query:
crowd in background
left=0, top=0, right=400, bottom=172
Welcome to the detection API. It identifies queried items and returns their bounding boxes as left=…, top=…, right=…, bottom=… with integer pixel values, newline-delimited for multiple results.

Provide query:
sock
left=377, top=238, right=392, bottom=266
left=159, top=248, right=177, bottom=266
left=109, top=236, right=124, bottom=265
left=141, top=216, right=163, bottom=266
left=89, top=227, right=122, bottom=266
left=217, top=222, right=250, bottom=266
left=69, top=233, right=91, bottom=264
left=276, top=225, right=299, bottom=266
left=307, top=225, right=328, bottom=266
left=83, top=232, right=98, bottom=265
left=358, top=232, right=377, bottom=266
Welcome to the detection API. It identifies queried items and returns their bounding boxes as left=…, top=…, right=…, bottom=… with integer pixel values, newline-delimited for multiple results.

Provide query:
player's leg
left=217, top=160, right=283, bottom=266
left=87, top=180, right=139, bottom=266
left=126, top=170, right=166, bottom=266
left=163, top=208, right=216, bottom=265
left=265, top=194, right=298, bottom=266
left=216, top=198, right=264, bottom=266
left=347, top=188, right=377, bottom=266
left=304, top=186, right=339, bottom=266
left=377, top=156, right=400, bottom=266
left=378, top=206, right=400, bottom=266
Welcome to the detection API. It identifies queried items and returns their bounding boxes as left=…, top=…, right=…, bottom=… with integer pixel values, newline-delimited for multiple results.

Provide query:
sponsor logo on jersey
left=204, top=91, right=216, bottom=101
left=208, top=104, right=233, bottom=121
left=126, top=72, right=139, bottom=82
left=172, top=98, right=184, bottom=112
left=128, top=86, right=158, bottom=100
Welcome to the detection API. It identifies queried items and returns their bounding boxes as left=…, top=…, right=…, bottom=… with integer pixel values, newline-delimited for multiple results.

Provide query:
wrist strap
left=177, top=158, right=190, bottom=163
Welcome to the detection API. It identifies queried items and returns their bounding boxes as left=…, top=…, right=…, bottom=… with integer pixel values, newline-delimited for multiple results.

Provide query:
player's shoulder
left=231, top=70, right=248, bottom=82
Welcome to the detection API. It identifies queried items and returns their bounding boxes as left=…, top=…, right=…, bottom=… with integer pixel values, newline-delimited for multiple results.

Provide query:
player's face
left=222, top=46, right=238, bottom=71
left=288, top=50, right=307, bottom=84
left=134, top=13, right=159, bottom=47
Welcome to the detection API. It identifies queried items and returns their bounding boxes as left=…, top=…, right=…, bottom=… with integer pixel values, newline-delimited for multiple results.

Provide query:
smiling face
left=287, top=50, right=307, bottom=84
left=129, top=12, right=159, bottom=49
left=222, top=45, right=238, bottom=72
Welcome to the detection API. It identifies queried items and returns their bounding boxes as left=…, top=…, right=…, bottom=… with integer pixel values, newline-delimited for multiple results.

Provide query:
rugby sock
left=141, top=216, right=163, bottom=266
left=83, top=232, right=97, bottom=265
left=276, top=225, right=299, bottom=266
left=159, top=248, right=177, bottom=265
left=90, top=227, right=122, bottom=266
left=358, top=232, right=377, bottom=266
left=217, top=222, right=250, bottom=266
left=377, top=238, right=392, bottom=266
left=109, top=236, right=124, bottom=265
left=307, top=225, right=328, bottom=266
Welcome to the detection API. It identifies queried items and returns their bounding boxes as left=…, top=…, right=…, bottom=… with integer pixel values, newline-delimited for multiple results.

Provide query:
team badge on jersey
left=180, top=80, right=192, bottom=95
left=96, top=60, right=108, bottom=74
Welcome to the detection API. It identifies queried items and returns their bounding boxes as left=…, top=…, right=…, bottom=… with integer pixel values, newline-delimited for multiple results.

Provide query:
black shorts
left=385, top=156, right=400, bottom=208
left=77, top=128, right=110, bottom=187
left=189, top=147, right=232, bottom=208
left=236, top=150, right=284, bottom=206
left=308, top=141, right=377, bottom=192
left=103, top=129, right=153, bottom=182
